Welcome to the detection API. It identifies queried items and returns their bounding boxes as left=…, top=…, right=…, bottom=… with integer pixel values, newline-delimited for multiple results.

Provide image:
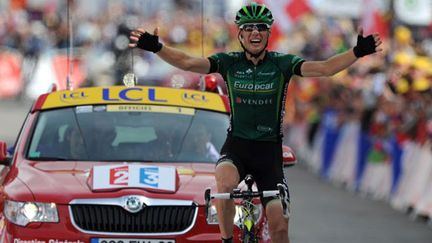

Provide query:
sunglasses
left=240, top=23, right=270, bottom=32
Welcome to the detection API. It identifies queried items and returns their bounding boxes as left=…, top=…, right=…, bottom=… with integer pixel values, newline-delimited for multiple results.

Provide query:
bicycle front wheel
left=242, top=228, right=258, bottom=243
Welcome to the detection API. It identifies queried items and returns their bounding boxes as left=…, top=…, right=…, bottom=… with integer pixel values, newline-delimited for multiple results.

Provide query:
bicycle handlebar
left=204, top=183, right=290, bottom=219
left=209, top=190, right=279, bottom=200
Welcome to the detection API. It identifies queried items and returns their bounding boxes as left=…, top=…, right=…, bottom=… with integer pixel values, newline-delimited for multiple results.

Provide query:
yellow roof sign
left=40, top=86, right=227, bottom=112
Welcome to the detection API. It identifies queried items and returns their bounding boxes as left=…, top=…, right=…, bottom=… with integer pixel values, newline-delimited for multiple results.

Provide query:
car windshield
left=27, top=104, right=229, bottom=163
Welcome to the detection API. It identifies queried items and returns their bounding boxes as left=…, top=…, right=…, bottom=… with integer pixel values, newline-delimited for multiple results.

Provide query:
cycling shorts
left=216, top=135, right=290, bottom=207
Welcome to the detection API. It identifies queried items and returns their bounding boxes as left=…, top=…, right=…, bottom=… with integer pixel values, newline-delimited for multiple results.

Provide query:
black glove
left=136, top=32, right=163, bottom=53
left=353, top=34, right=376, bottom=58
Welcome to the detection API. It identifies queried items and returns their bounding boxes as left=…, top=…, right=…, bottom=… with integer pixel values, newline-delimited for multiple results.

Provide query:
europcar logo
left=234, top=81, right=275, bottom=92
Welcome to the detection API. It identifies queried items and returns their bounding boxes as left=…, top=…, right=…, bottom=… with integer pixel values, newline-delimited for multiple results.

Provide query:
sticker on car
left=40, top=86, right=227, bottom=112
left=90, top=164, right=178, bottom=192
left=107, top=104, right=195, bottom=115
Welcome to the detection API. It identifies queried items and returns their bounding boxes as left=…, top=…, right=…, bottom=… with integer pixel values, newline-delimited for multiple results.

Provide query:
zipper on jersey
left=253, top=65, right=257, bottom=133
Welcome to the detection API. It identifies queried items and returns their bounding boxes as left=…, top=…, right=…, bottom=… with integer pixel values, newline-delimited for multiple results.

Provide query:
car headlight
left=206, top=204, right=262, bottom=226
left=4, top=200, right=59, bottom=226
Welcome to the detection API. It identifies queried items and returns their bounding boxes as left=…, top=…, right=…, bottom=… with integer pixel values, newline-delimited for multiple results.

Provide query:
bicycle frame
left=242, top=202, right=255, bottom=232
left=238, top=180, right=259, bottom=242
left=239, top=185, right=258, bottom=242
left=205, top=174, right=287, bottom=243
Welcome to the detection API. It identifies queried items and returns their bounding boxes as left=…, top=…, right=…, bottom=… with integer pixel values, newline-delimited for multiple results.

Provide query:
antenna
left=201, top=0, right=205, bottom=58
left=122, top=47, right=137, bottom=87
left=122, top=0, right=139, bottom=87
left=66, top=0, right=73, bottom=90
left=199, top=0, right=206, bottom=91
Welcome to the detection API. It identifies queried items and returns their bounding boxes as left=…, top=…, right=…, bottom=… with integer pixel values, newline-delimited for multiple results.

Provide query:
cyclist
left=129, top=2, right=382, bottom=242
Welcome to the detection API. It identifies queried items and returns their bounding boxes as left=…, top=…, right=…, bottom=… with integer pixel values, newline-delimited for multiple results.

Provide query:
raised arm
left=301, top=28, right=382, bottom=77
left=129, top=27, right=211, bottom=74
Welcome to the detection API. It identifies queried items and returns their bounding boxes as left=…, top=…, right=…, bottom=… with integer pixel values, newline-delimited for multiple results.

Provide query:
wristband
left=353, top=35, right=376, bottom=58
left=136, top=32, right=163, bottom=53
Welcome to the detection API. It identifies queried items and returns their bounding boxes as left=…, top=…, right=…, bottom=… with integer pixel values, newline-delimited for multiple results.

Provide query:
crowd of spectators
left=284, top=18, right=432, bottom=158
left=280, top=12, right=432, bottom=219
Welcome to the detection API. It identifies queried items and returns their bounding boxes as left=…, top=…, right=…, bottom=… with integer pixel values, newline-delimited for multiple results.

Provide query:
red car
left=0, top=85, right=295, bottom=243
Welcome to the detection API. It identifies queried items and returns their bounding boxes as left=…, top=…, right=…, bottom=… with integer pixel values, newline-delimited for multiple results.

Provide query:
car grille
left=70, top=204, right=197, bottom=233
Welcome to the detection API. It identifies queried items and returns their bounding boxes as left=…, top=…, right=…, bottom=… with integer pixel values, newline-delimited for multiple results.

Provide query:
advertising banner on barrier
left=390, top=142, right=417, bottom=211
left=412, top=145, right=432, bottom=217
left=329, top=122, right=360, bottom=189
left=289, top=118, right=432, bottom=219
left=407, top=146, right=432, bottom=207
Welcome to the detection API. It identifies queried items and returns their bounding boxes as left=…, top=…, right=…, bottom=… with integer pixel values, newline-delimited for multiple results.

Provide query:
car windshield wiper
left=28, top=157, right=70, bottom=161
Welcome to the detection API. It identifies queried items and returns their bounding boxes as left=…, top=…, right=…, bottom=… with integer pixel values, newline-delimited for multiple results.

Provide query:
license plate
left=91, top=239, right=175, bottom=243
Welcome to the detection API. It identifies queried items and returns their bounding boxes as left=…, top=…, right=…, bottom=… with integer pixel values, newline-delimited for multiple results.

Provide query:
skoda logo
left=125, top=196, right=143, bottom=213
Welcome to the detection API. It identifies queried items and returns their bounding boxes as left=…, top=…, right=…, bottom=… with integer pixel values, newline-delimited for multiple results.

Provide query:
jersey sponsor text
left=234, top=81, right=274, bottom=91
left=235, top=97, right=273, bottom=105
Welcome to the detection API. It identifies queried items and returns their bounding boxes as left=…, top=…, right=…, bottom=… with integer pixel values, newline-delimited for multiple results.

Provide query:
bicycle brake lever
left=204, top=188, right=211, bottom=218
left=204, top=188, right=211, bottom=204
left=277, top=183, right=290, bottom=218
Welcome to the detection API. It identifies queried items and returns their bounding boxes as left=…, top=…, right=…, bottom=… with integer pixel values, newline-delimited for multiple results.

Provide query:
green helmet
left=235, top=2, right=274, bottom=27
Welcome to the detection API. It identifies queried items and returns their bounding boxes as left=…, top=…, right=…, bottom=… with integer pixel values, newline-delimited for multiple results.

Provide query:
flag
left=51, top=54, right=86, bottom=90
left=25, top=53, right=86, bottom=99
left=0, top=50, right=23, bottom=98
left=258, top=0, right=312, bottom=49
left=360, top=0, right=389, bottom=38
left=263, top=0, right=312, bottom=32
left=284, top=0, right=312, bottom=22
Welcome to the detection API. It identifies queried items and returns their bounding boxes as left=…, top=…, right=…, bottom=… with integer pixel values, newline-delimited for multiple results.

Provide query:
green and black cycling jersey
left=208, top=51, right=304, bottom=142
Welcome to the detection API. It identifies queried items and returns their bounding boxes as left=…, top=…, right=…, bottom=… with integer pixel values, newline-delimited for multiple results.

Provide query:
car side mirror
left=0, top=141, right=11, bottom=166
left=282, top=145, right=296, bottom=167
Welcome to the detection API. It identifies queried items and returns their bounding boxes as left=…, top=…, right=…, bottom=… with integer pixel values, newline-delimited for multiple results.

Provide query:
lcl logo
left=182, top=92, right=208, bottom=104
left=60, top=91, right=88, bottom=102
left=102, top=87, right=167, bottom=102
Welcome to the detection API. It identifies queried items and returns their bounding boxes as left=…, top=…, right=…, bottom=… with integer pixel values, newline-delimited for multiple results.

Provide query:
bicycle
left=205, top=174, right=290, bottom=243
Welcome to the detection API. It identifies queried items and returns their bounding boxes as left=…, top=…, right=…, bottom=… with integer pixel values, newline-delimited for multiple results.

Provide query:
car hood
left=17, top=161, right=217, bottom=205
